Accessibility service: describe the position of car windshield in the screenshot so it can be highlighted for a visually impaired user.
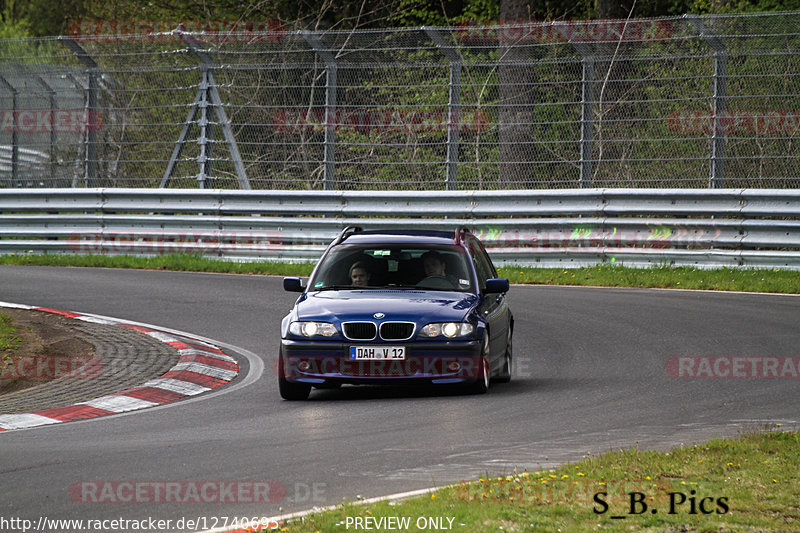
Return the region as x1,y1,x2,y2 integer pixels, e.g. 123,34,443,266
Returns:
308,244,474,292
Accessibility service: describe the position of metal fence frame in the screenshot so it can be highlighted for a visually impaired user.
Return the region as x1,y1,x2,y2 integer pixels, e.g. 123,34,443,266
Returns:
1,188,798,269
3,12,800,189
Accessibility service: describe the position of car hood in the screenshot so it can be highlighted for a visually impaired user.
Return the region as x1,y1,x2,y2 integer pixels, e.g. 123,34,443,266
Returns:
293,289,478,324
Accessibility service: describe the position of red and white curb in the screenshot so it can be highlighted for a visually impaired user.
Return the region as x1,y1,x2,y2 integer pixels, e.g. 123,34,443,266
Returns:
0,302,239,431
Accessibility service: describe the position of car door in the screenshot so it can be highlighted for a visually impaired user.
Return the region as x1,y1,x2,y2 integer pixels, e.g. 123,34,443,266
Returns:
467,237,510,369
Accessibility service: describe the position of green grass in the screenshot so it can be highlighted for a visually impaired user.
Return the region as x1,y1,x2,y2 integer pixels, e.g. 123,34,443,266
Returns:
278,429,800,533
0,312,22,352
0,312,22,372
1,253,799,294
0,252,314,277
495,265,800,294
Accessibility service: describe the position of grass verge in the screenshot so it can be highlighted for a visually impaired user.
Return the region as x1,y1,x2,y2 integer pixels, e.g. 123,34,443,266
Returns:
495,265,800,294
0,253,313,277
0,311,22,371
0,311,21,352
277,429,799,533
1,253,799,294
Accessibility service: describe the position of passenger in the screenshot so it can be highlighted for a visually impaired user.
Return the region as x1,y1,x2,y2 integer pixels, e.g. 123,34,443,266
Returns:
349,261,371,286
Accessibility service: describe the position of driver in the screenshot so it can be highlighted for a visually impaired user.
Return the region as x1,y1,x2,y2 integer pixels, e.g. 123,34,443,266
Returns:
422,251,446,277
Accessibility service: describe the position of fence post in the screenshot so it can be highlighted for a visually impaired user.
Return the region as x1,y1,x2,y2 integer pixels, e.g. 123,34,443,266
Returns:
301,31,337,190
424,27,462,191
160,30,251,189
579,56,595,188
0,75,18,185
569,41,595,188
161,83,201,188
33,74,58,185
686,15,727,189
59,37,99,188
198,66,212,188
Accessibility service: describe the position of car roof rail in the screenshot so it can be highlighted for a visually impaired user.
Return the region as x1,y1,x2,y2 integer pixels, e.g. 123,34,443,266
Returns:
333,225,363,245
454,226,471,243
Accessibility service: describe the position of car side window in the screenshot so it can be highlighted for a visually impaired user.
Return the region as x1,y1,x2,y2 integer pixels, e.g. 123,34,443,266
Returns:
477,239,498,278
468,239,494,291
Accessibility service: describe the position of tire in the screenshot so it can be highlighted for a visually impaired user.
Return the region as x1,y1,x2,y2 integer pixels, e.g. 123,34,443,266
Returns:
278,357,311,401
494,326,513,384
279,378,311,400
465,333,491,394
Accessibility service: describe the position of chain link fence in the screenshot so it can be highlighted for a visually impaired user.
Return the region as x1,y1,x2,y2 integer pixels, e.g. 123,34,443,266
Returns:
1,11,800,190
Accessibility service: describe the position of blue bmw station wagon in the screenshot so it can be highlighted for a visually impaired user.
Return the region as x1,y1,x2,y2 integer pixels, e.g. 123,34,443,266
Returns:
279,227,513,400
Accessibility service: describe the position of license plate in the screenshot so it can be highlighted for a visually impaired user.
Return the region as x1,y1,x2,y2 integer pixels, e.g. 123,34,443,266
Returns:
349,346,406,360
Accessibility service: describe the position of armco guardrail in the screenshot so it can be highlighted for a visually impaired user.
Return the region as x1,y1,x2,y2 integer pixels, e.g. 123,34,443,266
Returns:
1,188,799,269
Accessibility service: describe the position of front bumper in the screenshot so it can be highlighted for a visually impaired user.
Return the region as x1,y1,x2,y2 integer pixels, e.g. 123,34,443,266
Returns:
280,338,483,385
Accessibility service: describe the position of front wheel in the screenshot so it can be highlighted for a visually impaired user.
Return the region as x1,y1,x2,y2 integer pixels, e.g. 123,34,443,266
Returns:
279,378,311,400
278,357,311,400
465,334,490,395
494,326,512,384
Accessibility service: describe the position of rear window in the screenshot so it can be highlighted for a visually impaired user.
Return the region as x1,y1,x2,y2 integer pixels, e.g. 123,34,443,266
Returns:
308,244,474,292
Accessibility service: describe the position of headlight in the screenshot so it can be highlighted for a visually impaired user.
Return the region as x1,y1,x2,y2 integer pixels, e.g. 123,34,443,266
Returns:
419,322,474,338
289,321,337,337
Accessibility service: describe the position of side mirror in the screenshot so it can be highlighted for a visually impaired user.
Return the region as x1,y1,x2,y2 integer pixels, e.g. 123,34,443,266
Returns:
283,277,305,292
484,278,509,294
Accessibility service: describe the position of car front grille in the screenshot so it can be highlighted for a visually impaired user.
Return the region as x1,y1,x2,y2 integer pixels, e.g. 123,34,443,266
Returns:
379,322,415,340
343,322,377,340
343,321,416,341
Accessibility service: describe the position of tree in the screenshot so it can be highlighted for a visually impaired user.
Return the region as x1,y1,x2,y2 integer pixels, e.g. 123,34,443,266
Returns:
595,0,633,18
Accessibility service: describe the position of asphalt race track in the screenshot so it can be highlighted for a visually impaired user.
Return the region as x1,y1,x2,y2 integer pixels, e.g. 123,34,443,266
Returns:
1,265,799,531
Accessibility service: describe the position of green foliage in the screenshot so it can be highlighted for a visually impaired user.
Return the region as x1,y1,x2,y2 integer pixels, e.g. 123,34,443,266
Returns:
0,0,88,37
454,0,501,23
387,0,501,26
388,0,452,26
6,0,800,38
5,1,800,189
689,0,800,13
0,18,29,39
